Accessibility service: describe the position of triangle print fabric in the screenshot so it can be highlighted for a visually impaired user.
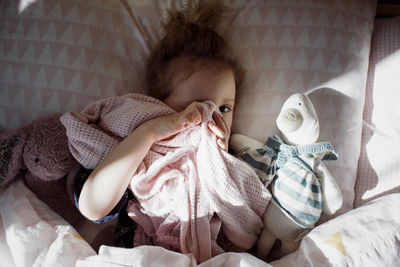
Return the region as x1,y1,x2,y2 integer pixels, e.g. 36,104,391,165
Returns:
0,0,377,216
0,0,149,129
226,0,376,215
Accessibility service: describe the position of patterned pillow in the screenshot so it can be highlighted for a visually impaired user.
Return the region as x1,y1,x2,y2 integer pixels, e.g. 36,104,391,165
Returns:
227,0,376,215
0,0,148,129
0,0,377,215
354,16,400,207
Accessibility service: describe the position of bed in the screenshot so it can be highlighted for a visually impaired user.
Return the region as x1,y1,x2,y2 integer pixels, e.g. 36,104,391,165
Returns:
1,0,400,266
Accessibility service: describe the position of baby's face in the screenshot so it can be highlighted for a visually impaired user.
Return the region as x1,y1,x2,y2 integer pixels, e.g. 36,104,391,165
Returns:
164,67,236,139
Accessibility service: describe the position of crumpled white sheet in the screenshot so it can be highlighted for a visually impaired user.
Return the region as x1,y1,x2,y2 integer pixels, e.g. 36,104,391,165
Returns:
75,245,271,267
2,179,400,267
0,179,96,267
76,194,400,267
271,193,400,267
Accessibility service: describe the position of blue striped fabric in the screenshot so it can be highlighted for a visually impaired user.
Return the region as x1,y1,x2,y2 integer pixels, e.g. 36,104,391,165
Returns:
237,135,338,228
237,145,278,185
270,160,323,227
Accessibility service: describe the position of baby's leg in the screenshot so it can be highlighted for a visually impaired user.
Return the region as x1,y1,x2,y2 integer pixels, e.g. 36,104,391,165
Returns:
256,228,276,261
272,239,301,260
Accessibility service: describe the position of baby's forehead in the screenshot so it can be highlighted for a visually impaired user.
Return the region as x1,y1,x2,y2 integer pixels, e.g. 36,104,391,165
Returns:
169,57,234,88
164,61,236,112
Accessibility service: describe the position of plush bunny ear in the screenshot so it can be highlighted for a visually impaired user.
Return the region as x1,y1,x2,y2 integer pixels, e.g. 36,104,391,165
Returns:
0,129,27,188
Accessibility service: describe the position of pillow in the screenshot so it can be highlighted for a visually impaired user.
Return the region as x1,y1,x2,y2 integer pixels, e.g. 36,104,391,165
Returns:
354,16,400,207
226,0,377,215
0,0,377,215
0,0,148,130
107,0,377,216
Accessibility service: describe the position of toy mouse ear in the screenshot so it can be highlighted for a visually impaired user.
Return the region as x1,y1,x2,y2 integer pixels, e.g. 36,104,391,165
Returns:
0,129,27,188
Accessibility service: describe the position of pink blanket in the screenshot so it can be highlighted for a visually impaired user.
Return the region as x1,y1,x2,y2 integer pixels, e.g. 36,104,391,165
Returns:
60,93,270,262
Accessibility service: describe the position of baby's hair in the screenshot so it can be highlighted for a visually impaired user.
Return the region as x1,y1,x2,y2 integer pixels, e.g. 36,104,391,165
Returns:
146,0,243,101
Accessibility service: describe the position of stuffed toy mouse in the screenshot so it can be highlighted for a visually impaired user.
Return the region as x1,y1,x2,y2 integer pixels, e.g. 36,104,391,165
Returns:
0,116,87,229
230,93,343,261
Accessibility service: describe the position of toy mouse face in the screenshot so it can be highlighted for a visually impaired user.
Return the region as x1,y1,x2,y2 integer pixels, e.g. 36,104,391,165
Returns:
276,93,319,145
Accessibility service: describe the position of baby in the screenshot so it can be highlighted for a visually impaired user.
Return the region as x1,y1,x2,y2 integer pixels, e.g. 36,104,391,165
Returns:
64,0,269,262
78,1,241,223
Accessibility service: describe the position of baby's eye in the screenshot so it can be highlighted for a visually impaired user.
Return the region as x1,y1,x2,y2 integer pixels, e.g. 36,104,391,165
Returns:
219,105,232,113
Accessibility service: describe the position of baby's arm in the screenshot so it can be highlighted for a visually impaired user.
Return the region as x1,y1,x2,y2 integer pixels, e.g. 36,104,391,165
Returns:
78,102,202,220
230,134,264,154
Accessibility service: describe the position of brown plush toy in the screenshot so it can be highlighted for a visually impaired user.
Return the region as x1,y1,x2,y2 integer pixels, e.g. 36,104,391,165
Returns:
0,116,87,229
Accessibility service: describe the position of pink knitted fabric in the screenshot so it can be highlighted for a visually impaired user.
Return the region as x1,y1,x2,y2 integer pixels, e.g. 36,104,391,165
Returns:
60,93,270,262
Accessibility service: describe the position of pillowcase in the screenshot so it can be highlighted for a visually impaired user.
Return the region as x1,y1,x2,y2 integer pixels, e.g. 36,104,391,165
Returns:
354,16,400,207
226,0,376,215
0,0,377,215
0,0,148,130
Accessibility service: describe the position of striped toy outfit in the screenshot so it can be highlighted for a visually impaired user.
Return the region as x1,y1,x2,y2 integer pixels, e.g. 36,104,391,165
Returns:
238,135,338,229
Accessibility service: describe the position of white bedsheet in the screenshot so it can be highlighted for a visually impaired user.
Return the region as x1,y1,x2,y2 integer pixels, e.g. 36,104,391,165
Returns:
76,194,400,267
75,245,271,267
0,179,96,267
272,193,400,266
1,179,400,267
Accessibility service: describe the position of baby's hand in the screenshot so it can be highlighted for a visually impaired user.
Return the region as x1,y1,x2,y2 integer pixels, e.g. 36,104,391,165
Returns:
143,102,203,142
208,112,229,151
